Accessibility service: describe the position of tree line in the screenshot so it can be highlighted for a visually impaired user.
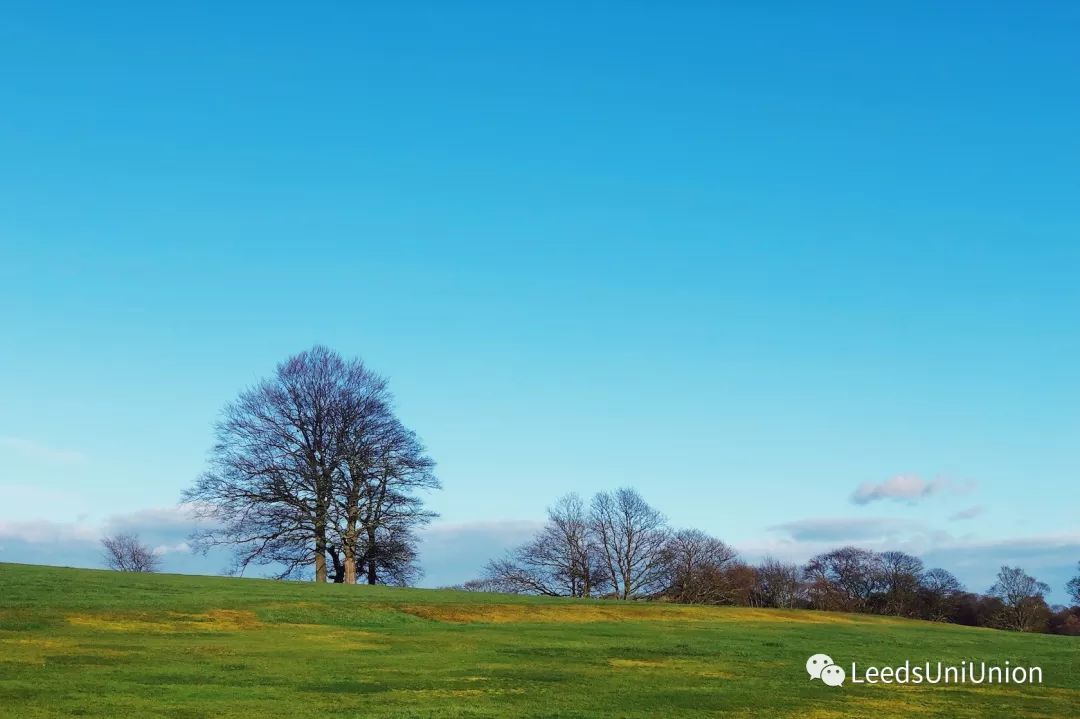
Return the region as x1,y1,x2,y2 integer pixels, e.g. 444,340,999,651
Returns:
472,487,1080,635
96,346,1079,636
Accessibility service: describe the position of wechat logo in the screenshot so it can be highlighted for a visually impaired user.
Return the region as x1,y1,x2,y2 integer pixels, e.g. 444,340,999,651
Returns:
806,653,846,687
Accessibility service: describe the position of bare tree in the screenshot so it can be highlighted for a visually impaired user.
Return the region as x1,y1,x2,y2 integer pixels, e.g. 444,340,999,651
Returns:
547,493,606,597
483,556,561,596
184,347,356,581
918,567,963,621
184,346,438,583
803,547,881,612
322,362,394,584
483,494,606,597
101,534,160,573
875,551,924,616
661,528,739,604
590,488,669,599
452,577,504,593
327,524,422,586
989,565,1051,631
754,557,804,608
1067,563,1080,607
361,524,424,586
344,418,438,585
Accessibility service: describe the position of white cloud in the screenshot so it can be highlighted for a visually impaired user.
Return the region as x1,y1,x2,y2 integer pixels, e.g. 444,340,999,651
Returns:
0,518,99,544
152,542,192,556
104,504,206,534
0,436,86,465
850,475,975,505
0,504,208,547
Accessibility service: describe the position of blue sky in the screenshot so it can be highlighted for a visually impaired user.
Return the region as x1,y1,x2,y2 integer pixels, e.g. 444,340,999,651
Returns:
1,2,1078,601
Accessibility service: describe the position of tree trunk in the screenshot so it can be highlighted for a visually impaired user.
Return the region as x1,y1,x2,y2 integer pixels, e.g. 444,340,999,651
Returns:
366,527,378,584
328,547,345,583
344,549,357,584
314,521,328,583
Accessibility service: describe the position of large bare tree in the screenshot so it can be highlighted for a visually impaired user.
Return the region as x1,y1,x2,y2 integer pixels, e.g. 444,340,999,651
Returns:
590,488,669,599
185,346,437,583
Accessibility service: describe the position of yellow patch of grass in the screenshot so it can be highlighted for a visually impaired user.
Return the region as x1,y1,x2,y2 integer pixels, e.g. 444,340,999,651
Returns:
398,603,654,623
395,602,890,626
1,637,71,650
609,658,667,668
67,609,262,633
0,636,131,665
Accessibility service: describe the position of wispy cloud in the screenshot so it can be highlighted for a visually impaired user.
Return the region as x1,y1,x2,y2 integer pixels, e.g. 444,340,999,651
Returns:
0,436,86,465
767,517,923,542
850,475,975,505
0,504,207,548
0,518,99,544
948,505,984,521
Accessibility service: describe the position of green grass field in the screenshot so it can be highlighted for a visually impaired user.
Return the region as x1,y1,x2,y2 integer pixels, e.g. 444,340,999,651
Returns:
1,563,1076,718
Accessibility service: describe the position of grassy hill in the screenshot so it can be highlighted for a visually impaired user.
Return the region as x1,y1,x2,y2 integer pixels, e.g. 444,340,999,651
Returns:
1,563,1076,718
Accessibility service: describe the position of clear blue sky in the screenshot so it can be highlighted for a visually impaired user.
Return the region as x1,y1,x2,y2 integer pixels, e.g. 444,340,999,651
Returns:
1,2,1077,600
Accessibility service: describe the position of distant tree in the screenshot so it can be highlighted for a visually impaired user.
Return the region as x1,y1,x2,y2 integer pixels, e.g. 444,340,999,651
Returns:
1047,606,1080,636
484,494,607,597
803,547,881,612
590,488,669,599
448,578,503,592
951,592,1006,627
661,529,739,604
989,566,1051,631
917,567,964,621
754,557,804,608
1066,563,1080,607
718,562,759,606
101,533,160,573
874,551,924,616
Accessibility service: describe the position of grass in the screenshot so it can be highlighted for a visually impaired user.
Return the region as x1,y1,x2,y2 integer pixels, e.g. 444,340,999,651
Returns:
1,563,1077,718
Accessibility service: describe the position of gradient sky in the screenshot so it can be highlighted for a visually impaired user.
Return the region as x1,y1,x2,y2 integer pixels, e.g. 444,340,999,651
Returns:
1,3,1078,601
